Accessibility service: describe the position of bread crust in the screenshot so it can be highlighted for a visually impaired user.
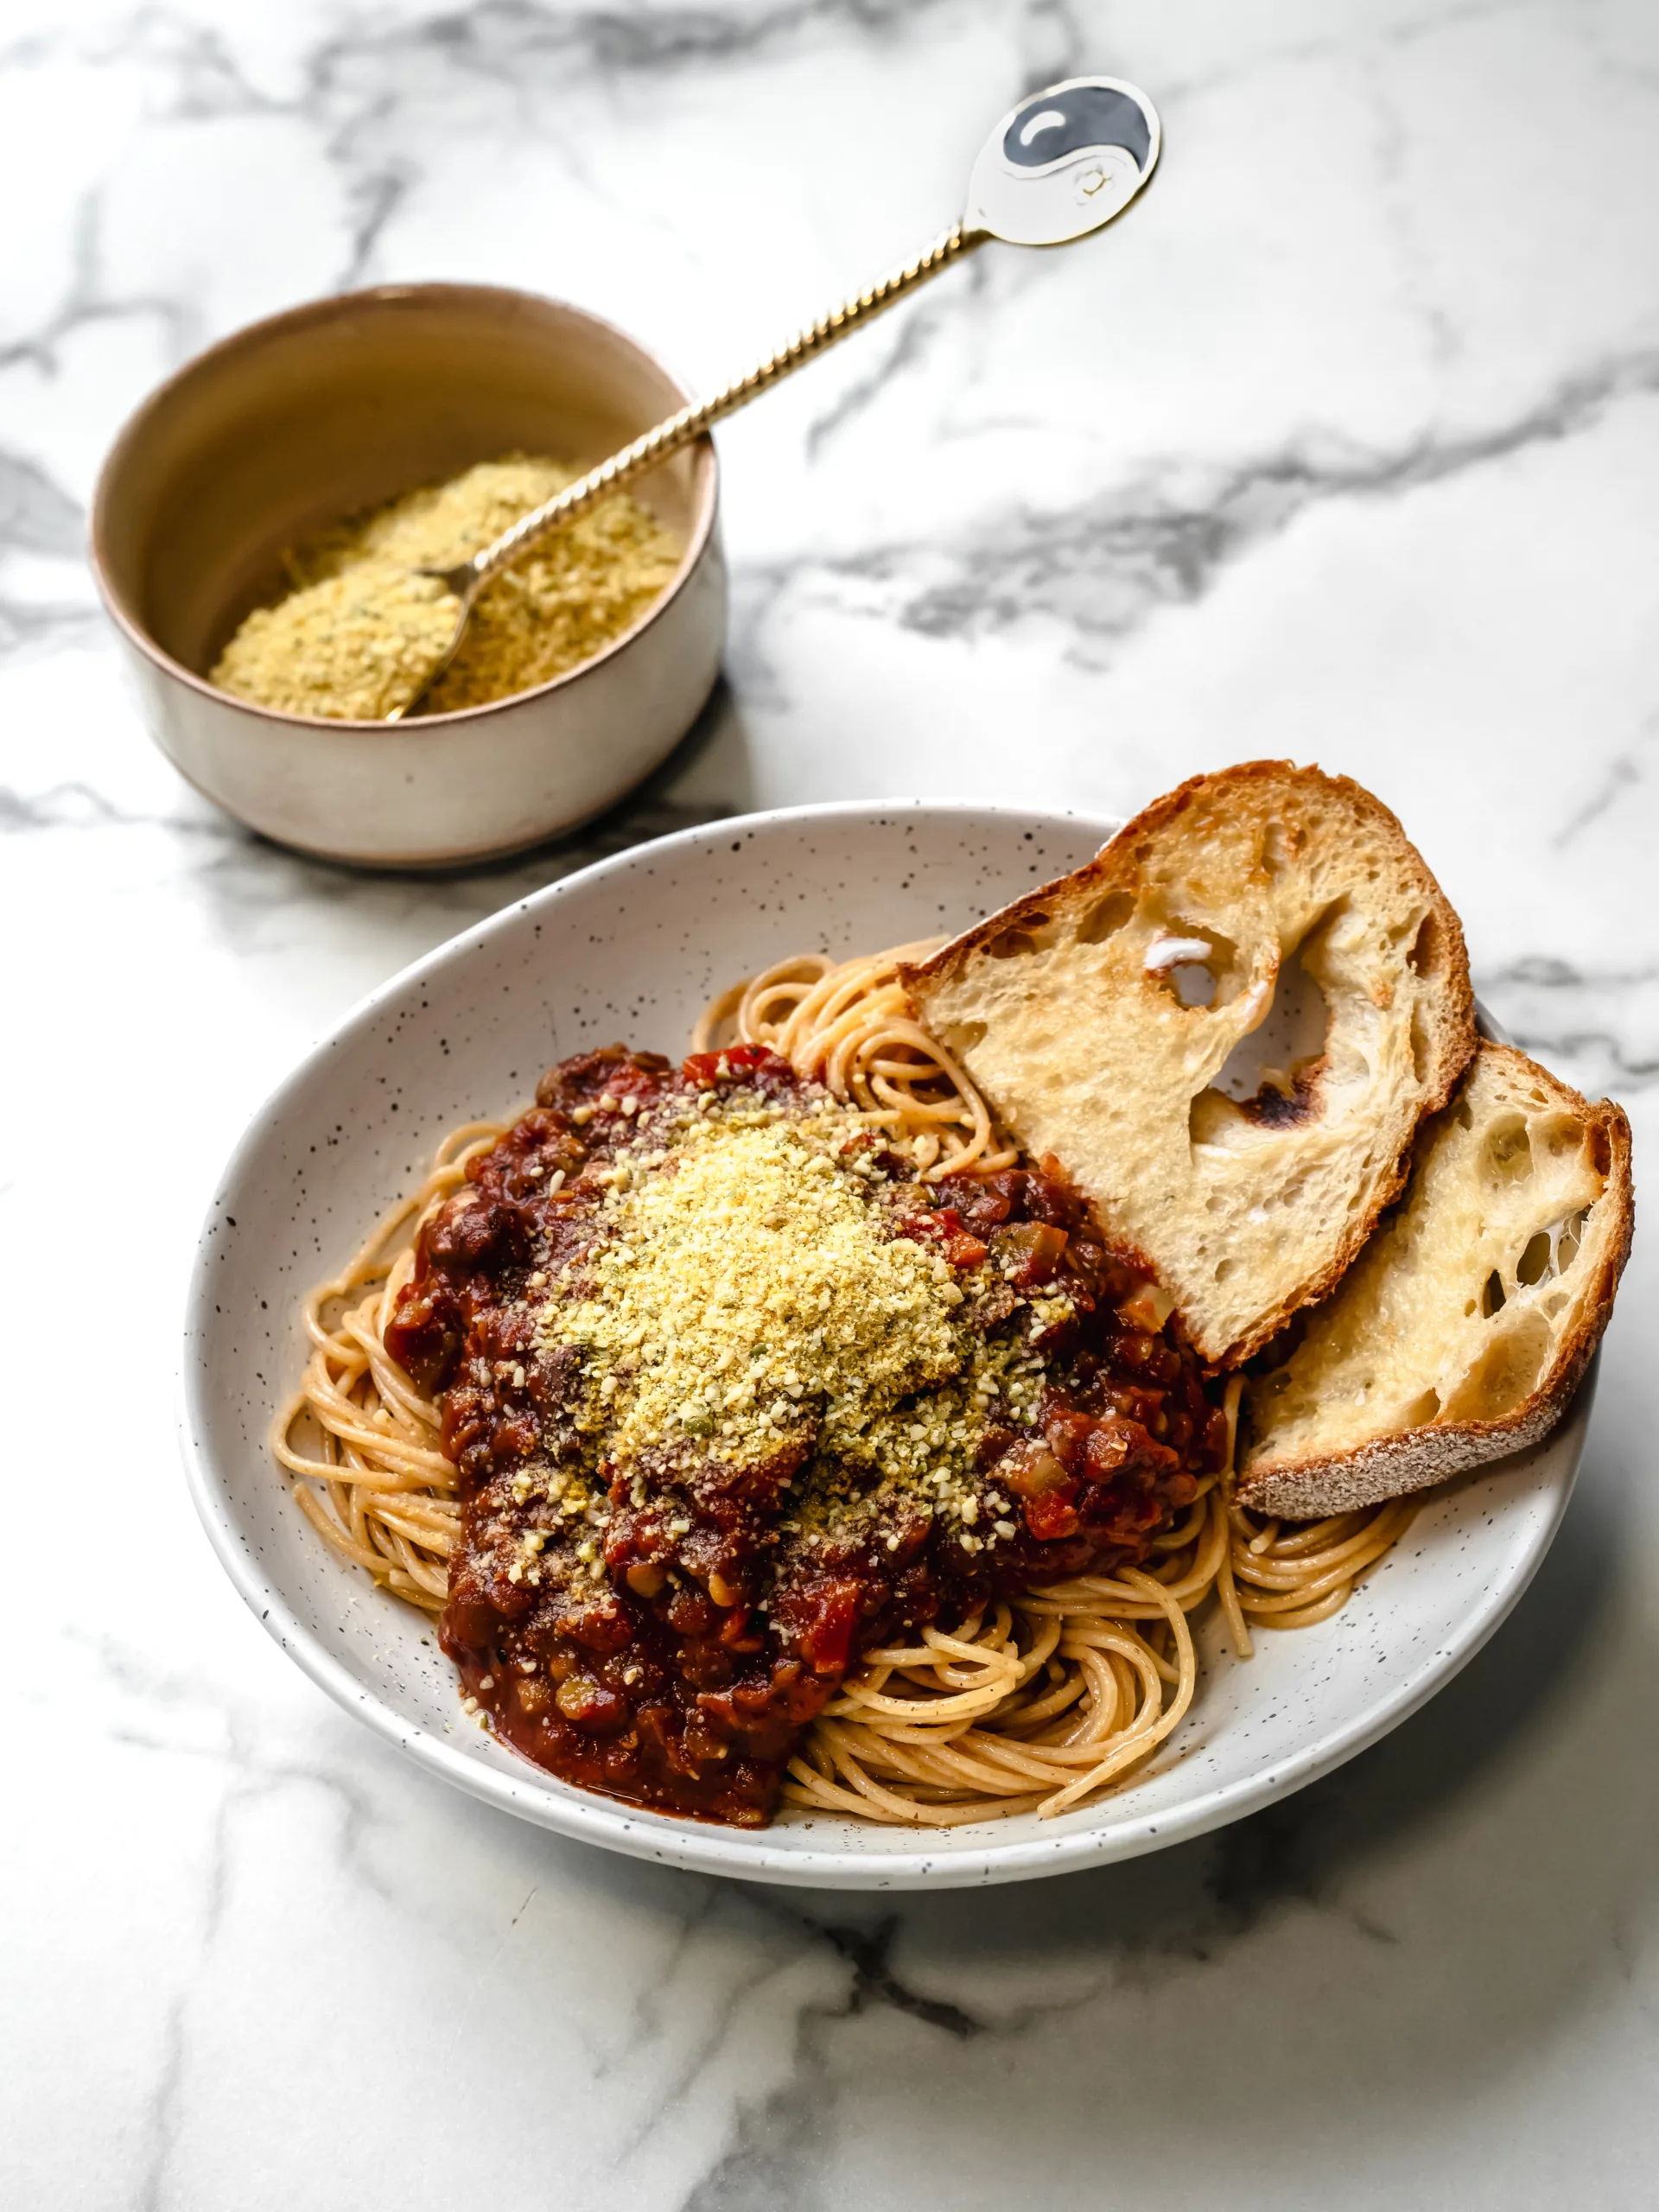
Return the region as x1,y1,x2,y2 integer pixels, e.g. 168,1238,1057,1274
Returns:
1237,1071,1633,1517
909,761,1469,1001
903,761,1478,1365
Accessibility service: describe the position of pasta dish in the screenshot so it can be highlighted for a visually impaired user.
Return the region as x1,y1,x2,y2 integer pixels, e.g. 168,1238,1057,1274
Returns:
275,943,1411,1827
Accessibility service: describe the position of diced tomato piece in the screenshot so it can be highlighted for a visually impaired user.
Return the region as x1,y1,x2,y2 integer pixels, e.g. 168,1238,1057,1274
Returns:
797,1579,863,1675
1024,1490,1081,1541
681,1042,785,1088
899,1206,953,1244
901,1207,989,1268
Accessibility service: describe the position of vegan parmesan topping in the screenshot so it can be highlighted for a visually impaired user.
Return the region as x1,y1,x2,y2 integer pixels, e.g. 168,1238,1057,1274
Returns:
209,454,682,720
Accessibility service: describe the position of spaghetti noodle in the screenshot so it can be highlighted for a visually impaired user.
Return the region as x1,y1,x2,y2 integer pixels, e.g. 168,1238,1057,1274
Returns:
277,939,1414,1824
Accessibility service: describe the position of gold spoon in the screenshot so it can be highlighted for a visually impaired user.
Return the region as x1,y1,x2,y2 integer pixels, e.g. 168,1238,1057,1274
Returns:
386,76,1162,720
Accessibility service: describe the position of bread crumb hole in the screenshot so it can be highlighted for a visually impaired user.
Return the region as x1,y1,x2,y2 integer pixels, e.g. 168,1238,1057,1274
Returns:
1480,1116,1533,1186
1076,891,1134,945
1210,930,1327,1109
1147,922,1245,1022
1403,1387,1441,1426
1407,913,1440,977
1481,1271,1506,1317
1516,1230,1554,1287
1557,1207,1588,1269
1444,1311,1551,1421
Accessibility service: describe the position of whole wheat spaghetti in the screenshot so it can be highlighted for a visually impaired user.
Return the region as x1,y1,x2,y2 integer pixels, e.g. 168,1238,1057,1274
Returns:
692,942,1017,1180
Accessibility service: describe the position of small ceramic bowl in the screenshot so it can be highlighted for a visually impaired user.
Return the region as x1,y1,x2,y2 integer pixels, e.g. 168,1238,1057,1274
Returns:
92,283,725,869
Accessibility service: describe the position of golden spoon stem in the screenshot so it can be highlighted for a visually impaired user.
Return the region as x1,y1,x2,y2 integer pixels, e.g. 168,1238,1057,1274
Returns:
389,220,983,718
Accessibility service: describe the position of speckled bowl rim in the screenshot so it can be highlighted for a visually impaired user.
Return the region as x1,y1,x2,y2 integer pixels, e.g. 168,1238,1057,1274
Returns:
90,280,720,734
178,800,1588,1889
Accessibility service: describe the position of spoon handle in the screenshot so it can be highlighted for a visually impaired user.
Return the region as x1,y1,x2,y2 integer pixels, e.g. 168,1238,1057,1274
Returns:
467,220,982,594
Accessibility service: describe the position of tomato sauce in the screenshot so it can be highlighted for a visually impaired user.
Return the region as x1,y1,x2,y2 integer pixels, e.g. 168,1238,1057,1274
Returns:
387,1046,1225,1826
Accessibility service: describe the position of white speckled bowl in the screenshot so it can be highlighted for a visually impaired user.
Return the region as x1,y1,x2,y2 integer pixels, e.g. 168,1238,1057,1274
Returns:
180,803,1588,1887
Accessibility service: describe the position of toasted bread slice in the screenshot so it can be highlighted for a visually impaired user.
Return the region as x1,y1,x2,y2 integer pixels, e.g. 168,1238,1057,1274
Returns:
904,763,1476,1365
1237,1043,1633,1516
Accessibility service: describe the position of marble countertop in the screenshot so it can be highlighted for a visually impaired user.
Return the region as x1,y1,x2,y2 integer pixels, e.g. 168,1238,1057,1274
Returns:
4,3,1657,2205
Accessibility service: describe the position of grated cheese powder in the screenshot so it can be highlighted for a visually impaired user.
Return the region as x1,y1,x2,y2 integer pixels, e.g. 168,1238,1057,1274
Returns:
543,1112,967,1473
209,454,683,721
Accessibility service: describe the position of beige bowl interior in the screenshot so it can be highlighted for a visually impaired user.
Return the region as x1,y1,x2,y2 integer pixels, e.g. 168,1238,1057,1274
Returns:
94,284,709,681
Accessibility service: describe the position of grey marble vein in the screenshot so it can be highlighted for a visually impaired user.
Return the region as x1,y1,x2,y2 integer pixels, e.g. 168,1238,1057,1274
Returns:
737,345,1659,676
1478,958,1659,1092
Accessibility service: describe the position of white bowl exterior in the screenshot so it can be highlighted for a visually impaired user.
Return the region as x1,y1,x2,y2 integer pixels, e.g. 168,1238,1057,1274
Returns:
181,803,1587,1887
119,523,727,868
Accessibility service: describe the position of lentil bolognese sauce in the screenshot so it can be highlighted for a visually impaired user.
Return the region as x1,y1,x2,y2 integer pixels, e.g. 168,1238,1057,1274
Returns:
277,939,1416,1828
384,1042,1221,1824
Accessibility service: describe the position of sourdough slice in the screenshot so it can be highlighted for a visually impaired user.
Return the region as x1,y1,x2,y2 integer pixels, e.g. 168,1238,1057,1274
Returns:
1237,1043,1633,1516
903,762,1476,1365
